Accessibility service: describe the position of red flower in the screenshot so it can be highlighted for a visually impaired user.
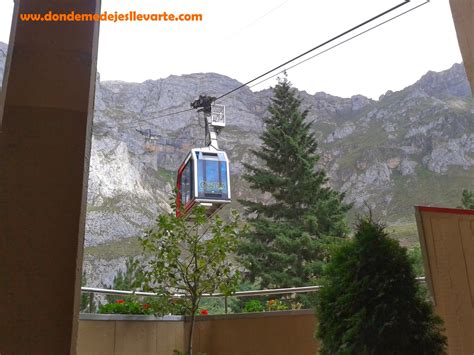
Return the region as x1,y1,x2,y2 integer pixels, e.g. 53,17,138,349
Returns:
200,309,209,315
143,303,151,310
116,299,125,304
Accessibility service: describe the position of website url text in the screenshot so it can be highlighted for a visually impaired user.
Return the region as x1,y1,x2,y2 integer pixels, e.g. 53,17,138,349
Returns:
19,11,203,23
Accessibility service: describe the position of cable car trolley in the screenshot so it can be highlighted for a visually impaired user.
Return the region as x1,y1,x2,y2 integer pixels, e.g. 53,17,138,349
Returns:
176,96,231,218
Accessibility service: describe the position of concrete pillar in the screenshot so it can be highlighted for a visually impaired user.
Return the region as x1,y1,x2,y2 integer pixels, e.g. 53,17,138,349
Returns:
450,0,474,94
415,206,474,355
0,0,100,354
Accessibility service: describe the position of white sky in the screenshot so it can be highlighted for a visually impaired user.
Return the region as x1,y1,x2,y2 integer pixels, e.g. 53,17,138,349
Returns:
0,0,463,99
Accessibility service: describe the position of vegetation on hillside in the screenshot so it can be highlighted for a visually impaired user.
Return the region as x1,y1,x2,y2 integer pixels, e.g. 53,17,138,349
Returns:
103,257,145,303
460,189,474,209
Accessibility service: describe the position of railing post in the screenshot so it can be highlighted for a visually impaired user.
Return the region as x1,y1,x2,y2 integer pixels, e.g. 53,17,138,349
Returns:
225,296,228,314
89,292,94,313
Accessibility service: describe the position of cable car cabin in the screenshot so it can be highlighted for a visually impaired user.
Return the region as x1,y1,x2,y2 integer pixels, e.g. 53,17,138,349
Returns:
176,147,231,218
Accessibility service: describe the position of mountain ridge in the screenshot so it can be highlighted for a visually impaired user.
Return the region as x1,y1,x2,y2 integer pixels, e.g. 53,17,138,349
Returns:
1,42,473,286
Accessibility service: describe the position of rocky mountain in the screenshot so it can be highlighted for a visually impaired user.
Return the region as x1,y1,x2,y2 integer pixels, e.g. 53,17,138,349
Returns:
0,42,7,88
1,42,473,286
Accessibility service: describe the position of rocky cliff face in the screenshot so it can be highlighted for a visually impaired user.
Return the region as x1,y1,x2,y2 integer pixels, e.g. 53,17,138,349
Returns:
88,63,474,247
0,42,7,88
1,42,473,286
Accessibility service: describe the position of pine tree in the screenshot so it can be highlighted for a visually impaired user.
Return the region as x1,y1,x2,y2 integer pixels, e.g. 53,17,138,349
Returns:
238,75,351,289
316,218,447,354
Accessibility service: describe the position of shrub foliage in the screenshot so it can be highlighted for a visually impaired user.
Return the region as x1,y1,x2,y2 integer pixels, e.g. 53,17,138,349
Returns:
140,204,241,355
460,189,474,209
315,218,447,355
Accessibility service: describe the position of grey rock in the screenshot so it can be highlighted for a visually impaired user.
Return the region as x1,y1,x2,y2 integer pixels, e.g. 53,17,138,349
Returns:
423,135,474,173
0,42,7,87
1,41,474,286
325,123,355,143
400,159,418,176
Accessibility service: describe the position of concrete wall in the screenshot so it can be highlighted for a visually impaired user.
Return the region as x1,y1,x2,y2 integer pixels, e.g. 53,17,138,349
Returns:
77,310,319,355
416,206,474,355
0,1,100,353
78,315,186,355
191,310,318,355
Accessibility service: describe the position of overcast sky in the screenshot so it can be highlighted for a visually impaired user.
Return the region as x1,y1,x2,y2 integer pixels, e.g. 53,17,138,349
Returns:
0,0,462,99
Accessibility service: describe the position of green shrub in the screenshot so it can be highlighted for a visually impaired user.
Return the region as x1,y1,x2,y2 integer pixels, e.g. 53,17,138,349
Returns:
266,299,289,311
98,299,154,315
460,189,474,209
315,217,447,355
243,300,264,313
198,298,226,315
407,245,425,277
103,257,146,304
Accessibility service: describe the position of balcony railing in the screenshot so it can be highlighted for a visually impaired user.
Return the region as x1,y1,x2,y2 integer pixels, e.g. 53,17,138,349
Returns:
81,277,426,314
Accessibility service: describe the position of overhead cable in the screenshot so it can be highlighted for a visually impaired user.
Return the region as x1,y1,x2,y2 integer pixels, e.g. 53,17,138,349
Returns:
130,0,428,125
130,108,194,128
248,0,430,90
213,0,411,102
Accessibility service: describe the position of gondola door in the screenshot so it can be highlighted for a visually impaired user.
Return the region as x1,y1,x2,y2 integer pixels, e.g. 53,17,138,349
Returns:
176,153,195,217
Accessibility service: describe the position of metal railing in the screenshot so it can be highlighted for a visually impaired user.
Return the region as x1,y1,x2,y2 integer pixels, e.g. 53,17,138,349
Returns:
81,277,426,314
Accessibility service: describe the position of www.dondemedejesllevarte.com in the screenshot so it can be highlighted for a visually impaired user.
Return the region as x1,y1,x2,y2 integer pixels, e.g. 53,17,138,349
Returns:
19,11,203,22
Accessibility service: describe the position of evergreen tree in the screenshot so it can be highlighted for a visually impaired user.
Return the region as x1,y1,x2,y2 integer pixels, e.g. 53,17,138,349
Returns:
316,218,447,355
238,75,351,289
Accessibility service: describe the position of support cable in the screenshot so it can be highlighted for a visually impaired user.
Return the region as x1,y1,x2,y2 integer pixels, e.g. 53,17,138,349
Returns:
129,0,429,126
248,0,430,90
213,0,411,102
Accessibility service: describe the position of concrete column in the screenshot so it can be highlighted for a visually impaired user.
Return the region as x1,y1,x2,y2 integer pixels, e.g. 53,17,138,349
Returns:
0,0,100,354
416,206,474,355
450,0,474,94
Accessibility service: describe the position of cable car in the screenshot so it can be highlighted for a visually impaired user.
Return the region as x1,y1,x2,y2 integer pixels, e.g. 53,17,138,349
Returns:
176,147,231,218
176,96,231,218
